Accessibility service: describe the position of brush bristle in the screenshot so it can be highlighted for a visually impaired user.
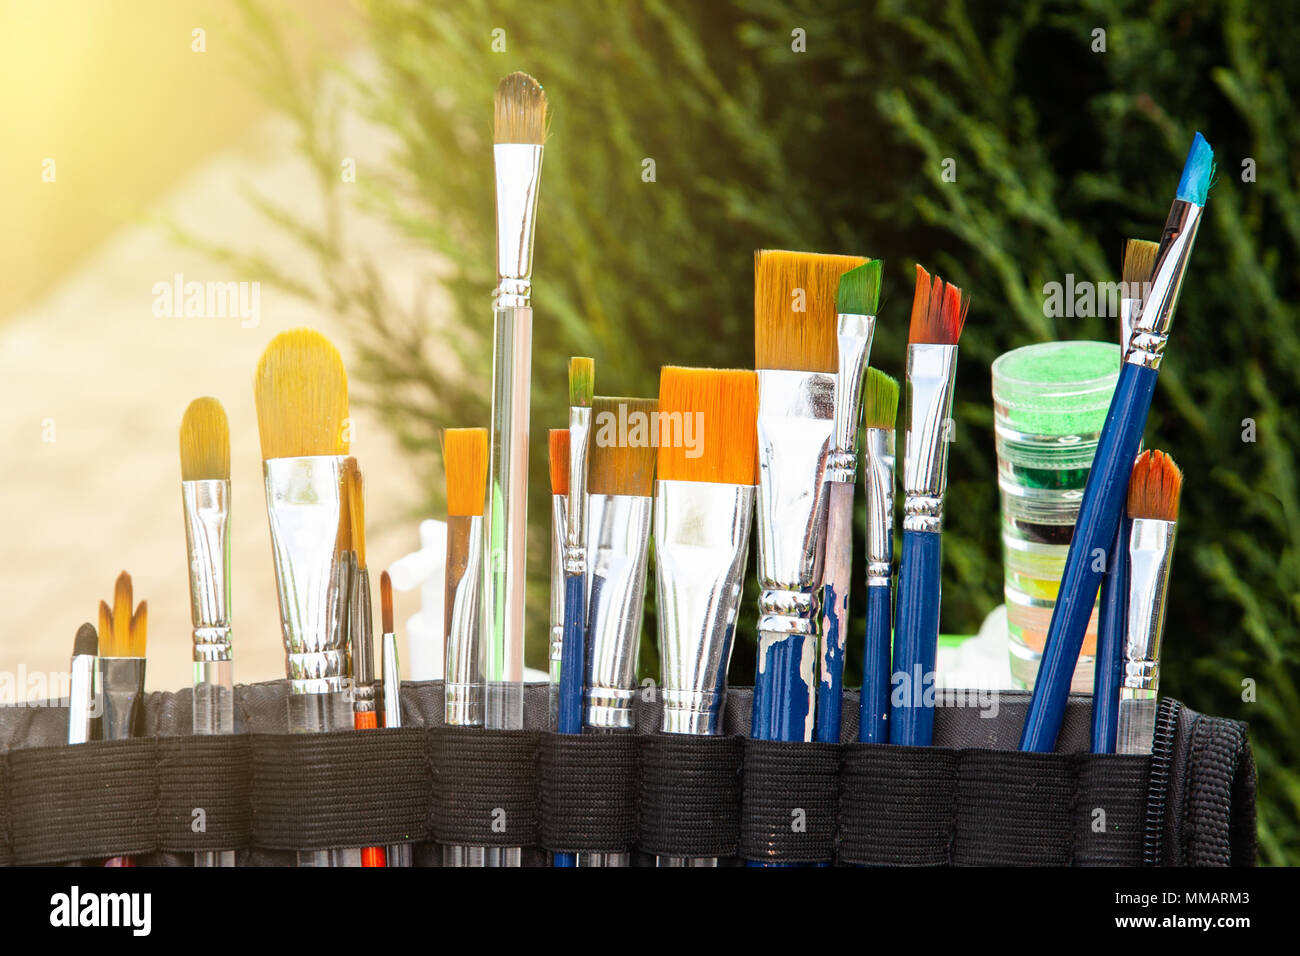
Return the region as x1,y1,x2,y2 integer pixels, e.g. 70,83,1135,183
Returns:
494,71,548,145
98,602,113,658
179,397,230,481
755,250,869,372
549,429,570,496
1128,450,1183,522
444,428,488,517
568,357,595,408
336,458,354,555
1122,239,1159,289
254,328,350,460
589,397,658,497
111,571,133,658
1175,131,1214,206
130,601,148,658
837,259,883,317
907,264,968,346
863,368,900,431
348,460,367,569
657,367,758,485
380,570,393,634
73,622,98,658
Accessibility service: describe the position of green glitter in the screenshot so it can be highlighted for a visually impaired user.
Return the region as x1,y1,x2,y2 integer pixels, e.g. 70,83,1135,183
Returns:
992,341,1120,437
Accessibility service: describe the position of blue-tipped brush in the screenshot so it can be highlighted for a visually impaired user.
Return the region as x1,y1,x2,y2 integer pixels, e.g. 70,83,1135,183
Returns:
1023,133,1213,753
857,370,898,744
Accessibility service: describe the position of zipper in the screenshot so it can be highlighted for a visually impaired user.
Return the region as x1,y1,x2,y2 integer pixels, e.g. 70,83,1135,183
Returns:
1143,696,1180,866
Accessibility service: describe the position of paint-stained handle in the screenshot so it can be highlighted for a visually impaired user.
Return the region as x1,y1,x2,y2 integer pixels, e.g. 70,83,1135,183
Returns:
1091,516,1130,754
889,529,942,746
1022,363,1157,752
858,583,893,744
752,632,816,742
815,483,854,743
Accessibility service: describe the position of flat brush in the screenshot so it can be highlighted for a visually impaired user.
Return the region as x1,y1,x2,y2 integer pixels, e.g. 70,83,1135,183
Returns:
379,571,412,866
100,573,146,867
482,72,548,745
1092,239,1158,754
858,369,899,744
442,427,488,868
179,396,236,867
890,266,969,747
1116,450,1182,755
1022,133,1213,752
817,259,883,743
547,428,569,729
655,366,758,866
67,624,98,746
554,357,594,869
254,328,355,867
752,250,867,751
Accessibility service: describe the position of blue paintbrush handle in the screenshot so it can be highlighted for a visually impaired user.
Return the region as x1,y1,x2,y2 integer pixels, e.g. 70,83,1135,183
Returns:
889,529,942,746
553,570,587,868
1091,516,1130,754
858,583,892,744
751,632,815,741
1022,362,1157,752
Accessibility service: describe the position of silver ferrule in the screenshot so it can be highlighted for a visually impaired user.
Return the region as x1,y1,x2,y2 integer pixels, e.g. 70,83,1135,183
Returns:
97,657,146,742
447,514,485,726
755,368,835,637
655,480,755,736
68,654,99,745
825,312,876,483
1120,295,1140,357
584,493,653,730
263,456,348,695
549,494,567,684
1123,517,1177,694
565,405,592,572
1126,200,1203,370
493,143,544,305
862,426,896,584
351,566,375,688
182,479,233,664
902,343,958,532
381,631,402,729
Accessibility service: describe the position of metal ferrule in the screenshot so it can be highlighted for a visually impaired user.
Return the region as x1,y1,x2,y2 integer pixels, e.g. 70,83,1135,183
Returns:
565,405,592,572
350,566,375,712
446,514,485,726
549,494,567,683
381,630,402,729
263,456,348,694
584,493,653,730
825,312,876,484
182,479,232,664
97,657,146,741
1126,200,1203,370
862,426,896,585
1120,296,1140,358
902,343,958,533
68,654,99,745
493,143,543,306
755,368,835,636
655,480,755,735
1123,517,1177,695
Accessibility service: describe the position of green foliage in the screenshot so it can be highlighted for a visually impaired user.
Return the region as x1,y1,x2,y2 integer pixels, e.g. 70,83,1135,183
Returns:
196,0,1298,863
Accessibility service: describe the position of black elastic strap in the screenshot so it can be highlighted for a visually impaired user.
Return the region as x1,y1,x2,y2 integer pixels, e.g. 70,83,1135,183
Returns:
637,733,742,859
428,726,538,848
739,739,840,864
157,735,252,853
537,732,639,853
839,744,957,865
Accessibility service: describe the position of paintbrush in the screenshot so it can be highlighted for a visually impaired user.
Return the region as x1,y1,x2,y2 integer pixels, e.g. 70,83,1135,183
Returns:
548,428,570,729
1092,239,1158,754
817,259,883,743
890,266,969,747
255,328,356,867
442,427,488,868
482,72,548,742
655,366,758,866
1116,450,1182,755
67,624,98,746
579,396,656,867
858,369,899,744
179,396,236,866
1022,133,1213,752
100,573,147,867
554,357,594,869
378,570,413,867
752,249,867,747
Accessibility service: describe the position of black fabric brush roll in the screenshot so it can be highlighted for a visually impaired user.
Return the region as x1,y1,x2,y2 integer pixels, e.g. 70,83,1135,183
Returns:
0,682,1255,866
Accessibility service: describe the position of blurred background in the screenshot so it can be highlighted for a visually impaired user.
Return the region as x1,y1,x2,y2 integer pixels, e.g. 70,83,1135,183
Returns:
1,0,1295,863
